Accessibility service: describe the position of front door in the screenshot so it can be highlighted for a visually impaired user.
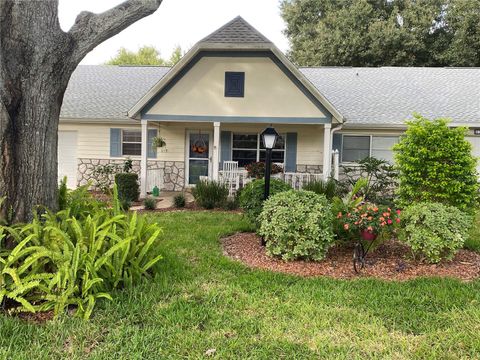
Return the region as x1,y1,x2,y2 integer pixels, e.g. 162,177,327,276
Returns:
187,131,211,185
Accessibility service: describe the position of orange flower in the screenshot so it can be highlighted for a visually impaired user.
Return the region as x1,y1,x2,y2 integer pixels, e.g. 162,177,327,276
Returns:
367,226,373,232
367,216,373,221
344,224,350,230
373,207,379,212
337,212,343,219
379,217,385,222
396,218,401,224
347,213,351,218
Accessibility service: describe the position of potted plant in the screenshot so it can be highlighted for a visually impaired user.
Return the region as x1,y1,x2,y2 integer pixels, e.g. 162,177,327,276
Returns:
152,136,166,149
338,203,401,241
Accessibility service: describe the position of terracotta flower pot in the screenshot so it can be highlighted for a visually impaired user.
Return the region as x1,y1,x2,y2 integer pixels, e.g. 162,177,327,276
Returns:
360,230,377,241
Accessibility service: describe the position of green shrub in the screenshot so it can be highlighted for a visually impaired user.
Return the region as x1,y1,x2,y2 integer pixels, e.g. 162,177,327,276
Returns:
239,178,291,228
192,180,228,209
173,193,186,208
115,173,139,202
0,185,163,319
400,202,472,263
144,198,156,210
259,190,335,261
303,178,339,200
394,115,479,211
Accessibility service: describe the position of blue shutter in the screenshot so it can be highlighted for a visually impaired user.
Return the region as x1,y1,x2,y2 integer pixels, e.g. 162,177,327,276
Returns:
148,129,157,158
110,128,121,157
285,133,297,172
332,133,343,162
220,131,232,170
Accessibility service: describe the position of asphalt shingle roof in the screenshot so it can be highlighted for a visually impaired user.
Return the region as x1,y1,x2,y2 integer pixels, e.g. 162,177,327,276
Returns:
61,65,170,120
199,16,272,44
300,67,480,125
62,65,480,125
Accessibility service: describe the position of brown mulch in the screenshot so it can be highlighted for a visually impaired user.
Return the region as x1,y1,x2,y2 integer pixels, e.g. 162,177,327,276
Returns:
222,232,480,281
16,310,55,323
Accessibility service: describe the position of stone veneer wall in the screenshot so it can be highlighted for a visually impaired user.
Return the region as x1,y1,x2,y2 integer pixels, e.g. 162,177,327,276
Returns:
77,159,185,191
296,164,323,174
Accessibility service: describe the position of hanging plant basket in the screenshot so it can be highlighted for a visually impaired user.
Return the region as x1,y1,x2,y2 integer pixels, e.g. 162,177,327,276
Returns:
152,136,166,148
191,132,208,154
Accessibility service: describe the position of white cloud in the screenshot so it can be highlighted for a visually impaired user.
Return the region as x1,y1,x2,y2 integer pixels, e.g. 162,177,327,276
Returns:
58,0,289,65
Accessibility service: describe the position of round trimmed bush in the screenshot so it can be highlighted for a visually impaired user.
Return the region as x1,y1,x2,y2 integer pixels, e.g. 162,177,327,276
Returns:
259,190,335,261
239,178,291,227
400,202,472,263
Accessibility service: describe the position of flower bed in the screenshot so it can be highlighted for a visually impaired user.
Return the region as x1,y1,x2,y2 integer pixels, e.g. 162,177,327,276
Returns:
222,232,480,281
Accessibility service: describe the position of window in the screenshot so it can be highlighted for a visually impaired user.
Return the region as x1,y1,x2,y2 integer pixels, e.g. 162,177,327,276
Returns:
341,135,399,163
232,133,285,167
225,72,245,97
122,130,142,156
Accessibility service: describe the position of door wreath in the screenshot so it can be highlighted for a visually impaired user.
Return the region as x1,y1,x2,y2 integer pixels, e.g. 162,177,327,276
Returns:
191,131,208,154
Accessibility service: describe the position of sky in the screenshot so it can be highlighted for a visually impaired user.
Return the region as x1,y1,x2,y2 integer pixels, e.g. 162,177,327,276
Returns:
58,0,289,65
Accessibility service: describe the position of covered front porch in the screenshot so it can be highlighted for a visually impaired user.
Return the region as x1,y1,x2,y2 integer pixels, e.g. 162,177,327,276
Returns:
139,119,339,197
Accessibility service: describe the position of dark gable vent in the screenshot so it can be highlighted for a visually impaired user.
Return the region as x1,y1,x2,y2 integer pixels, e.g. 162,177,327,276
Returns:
225,72,245,98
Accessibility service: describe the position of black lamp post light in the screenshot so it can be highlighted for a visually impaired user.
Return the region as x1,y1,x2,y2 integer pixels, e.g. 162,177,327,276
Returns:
260,126,279,201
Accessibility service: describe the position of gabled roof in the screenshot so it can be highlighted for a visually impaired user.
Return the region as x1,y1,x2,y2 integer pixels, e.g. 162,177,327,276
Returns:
127,17,343,122
300,67,480,125
199,16,272,45
61,65,169,121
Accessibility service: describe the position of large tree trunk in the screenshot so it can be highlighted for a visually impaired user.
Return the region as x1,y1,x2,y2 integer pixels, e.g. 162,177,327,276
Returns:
0,0,161,222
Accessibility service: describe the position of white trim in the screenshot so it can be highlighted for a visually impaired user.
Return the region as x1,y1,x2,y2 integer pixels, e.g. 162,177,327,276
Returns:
323,123,332,180
140,120,148,198
212,122,220,181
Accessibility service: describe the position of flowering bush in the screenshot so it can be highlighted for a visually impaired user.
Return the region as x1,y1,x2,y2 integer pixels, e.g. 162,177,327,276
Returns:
337,203,401,237
245,162,284,179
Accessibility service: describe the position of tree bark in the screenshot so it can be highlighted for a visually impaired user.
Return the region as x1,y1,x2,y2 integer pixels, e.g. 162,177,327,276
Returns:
0,0,162,222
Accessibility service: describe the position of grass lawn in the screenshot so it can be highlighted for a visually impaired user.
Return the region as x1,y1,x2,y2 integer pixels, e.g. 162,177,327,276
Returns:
1,211,480,359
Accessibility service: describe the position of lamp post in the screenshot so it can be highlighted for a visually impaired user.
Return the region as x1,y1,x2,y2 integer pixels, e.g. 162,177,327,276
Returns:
261,126,279,201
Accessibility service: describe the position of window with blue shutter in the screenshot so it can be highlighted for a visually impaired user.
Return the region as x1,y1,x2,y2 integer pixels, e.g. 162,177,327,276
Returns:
225,72,245,97
285,133,297,172
220,131,232,169
110,128,122,157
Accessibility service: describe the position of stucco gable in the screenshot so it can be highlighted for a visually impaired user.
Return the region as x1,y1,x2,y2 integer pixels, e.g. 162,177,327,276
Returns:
142,52,331,121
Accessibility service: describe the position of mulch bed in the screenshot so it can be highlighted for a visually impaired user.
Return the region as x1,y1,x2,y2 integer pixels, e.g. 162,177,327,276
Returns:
222,232,480,281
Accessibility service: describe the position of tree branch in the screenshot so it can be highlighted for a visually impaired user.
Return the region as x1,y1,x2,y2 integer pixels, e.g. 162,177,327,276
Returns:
68,0,162,63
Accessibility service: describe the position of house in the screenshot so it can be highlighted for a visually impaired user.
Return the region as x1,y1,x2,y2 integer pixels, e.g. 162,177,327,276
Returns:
58,16,480,196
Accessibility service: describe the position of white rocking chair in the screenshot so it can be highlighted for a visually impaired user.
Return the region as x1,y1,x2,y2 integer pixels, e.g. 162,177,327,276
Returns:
222,161,239,197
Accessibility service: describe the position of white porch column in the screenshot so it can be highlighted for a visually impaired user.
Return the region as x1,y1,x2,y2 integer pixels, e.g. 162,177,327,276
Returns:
323,123,332,180
212,122,220,181
140,119,148,198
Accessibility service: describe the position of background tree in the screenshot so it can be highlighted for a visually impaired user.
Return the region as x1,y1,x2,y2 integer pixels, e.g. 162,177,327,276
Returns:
106,45,184,66
281,0,480,67
0,0,162,222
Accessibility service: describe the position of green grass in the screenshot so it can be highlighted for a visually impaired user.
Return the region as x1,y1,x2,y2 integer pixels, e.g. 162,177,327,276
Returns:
465,212,480,252
1,211,480,359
